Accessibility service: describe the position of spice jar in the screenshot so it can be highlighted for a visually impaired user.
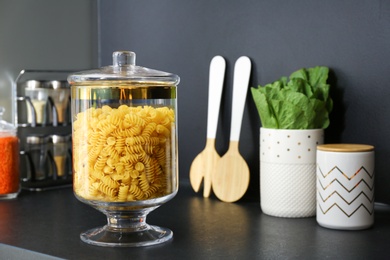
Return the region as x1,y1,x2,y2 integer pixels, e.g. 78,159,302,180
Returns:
25,135,49,181
50,134,70,178
24,80,49,125
45,80,70,125
68,51,180,247
0,107,20,199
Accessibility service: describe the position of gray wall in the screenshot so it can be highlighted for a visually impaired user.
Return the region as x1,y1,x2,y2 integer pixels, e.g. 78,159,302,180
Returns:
98,0,390,203
0,0,97,123
1,0,388,203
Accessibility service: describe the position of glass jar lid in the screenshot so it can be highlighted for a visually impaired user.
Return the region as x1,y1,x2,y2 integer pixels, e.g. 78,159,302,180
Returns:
0,107,16,137
67,51,180,85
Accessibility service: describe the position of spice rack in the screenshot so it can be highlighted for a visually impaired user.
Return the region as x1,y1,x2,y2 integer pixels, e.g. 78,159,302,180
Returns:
14,70,73,191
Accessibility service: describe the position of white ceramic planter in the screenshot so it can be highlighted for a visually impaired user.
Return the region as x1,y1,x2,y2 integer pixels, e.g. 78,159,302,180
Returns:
260,127,324,218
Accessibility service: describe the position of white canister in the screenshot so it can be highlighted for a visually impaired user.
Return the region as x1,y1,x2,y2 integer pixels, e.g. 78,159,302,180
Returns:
260,127,324,218
316,144,375,230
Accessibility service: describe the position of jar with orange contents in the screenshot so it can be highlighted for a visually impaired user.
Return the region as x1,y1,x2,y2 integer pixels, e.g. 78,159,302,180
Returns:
0,107,20,199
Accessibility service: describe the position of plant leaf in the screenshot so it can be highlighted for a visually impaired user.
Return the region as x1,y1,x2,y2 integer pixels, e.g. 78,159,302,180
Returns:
251,66,332,129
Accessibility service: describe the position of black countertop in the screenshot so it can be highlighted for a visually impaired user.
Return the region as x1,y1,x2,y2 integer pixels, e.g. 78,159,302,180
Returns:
1,181,390,259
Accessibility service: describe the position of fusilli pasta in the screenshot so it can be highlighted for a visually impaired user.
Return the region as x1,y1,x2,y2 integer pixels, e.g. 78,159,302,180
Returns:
73,105,176,202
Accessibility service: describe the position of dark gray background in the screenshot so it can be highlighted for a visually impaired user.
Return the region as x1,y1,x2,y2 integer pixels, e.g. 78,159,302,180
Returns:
98,0,390,203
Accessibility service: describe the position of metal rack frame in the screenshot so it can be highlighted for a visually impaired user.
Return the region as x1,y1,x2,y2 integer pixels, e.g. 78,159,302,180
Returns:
14,70,73,191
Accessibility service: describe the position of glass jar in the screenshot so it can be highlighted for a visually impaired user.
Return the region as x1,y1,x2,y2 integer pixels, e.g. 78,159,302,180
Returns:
45,80,70,125
0,107,20,199
24,80,49,125
50,134,70,178
25,135,49,181
68,51,180,247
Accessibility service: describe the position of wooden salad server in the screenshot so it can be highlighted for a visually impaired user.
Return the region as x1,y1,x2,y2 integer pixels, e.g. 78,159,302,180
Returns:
213,56,251,202
189,56,226,197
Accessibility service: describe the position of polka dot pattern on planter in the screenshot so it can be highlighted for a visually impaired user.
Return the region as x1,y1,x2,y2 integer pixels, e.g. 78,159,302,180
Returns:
260,128,324,165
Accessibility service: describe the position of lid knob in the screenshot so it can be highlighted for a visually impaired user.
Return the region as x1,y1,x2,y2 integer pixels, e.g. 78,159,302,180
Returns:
113,51,136,67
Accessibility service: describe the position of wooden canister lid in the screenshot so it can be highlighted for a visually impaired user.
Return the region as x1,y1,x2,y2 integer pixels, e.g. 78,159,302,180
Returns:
317,144,374,152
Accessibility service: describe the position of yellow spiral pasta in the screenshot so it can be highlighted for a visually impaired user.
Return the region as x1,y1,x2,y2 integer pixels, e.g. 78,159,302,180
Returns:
94,154,109,171
121,171,131,186
125,144,144,154
144,184,161,198
120,153,139,165
156,124,170,138
139,173,150,192
98,182,117,198
73,105,176,202
142,122,157,137
129,183,145,200
118,185,130,202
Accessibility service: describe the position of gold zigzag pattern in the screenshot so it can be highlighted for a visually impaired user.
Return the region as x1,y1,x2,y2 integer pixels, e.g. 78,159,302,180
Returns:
317,165,374,217
318,178,374,192
318,165,374,180
318,203,374,216
318,190,374,204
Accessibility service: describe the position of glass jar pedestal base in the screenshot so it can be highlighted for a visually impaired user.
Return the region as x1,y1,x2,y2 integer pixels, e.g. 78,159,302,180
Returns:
80,209,173,247
76,193,176,247
80,219,173,247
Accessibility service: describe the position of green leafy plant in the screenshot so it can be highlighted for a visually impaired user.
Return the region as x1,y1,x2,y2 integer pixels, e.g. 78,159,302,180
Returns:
251,66,333,129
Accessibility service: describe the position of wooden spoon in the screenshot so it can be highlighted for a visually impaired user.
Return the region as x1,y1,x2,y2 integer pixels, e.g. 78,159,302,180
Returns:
213,56,251,202
189,56,226,197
